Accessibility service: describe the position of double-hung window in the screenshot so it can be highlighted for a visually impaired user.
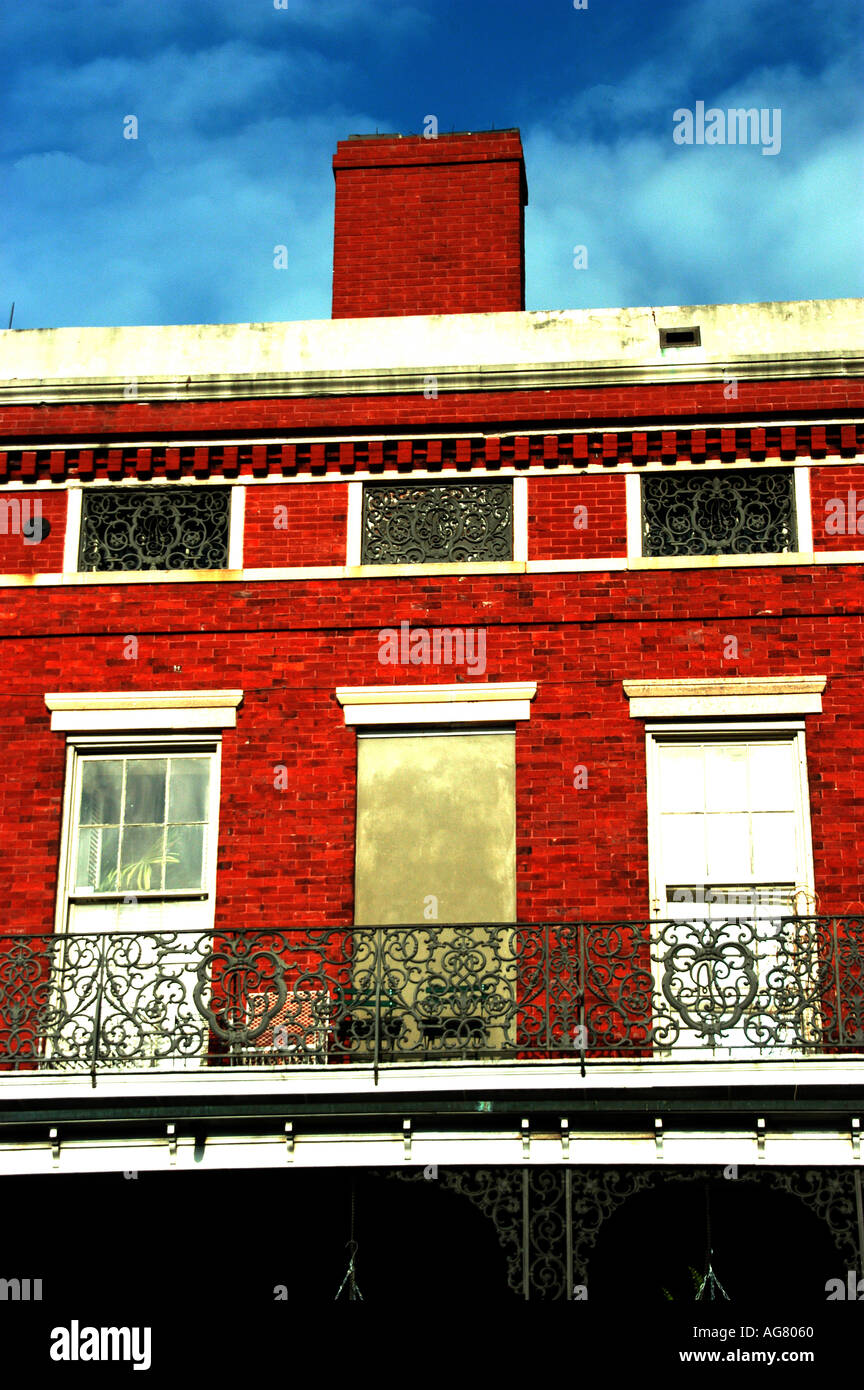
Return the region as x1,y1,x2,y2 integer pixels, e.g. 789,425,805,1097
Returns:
646,726,817,1056
53,738,221,1067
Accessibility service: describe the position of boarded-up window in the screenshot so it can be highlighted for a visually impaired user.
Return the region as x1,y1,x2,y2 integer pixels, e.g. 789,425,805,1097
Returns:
352,729,516,1056
354,729,515,925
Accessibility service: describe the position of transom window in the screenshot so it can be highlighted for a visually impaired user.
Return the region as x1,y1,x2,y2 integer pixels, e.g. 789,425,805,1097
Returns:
641,469,796,557
78,487,231,571
361,481,513,564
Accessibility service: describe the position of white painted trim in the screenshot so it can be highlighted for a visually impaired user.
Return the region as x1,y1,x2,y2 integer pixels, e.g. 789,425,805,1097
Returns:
3,300,859,395
6,547,864,589
45,690,243,732
794,465,814,553
3,1057,863,1100
513,475,528,562
625,472,641,557
624,677,825,718
634,696,825,716
62,487,82,571
227,484,245,569
346,480,363,565
0,1126,860,1176
343,700,531,725
336,682,536,705
624,678,826,696
336,682,537,726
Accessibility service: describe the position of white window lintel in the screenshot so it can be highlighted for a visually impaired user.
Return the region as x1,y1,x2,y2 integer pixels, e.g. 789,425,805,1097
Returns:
336,682,537,726
45,690,244,732
623,676,825,718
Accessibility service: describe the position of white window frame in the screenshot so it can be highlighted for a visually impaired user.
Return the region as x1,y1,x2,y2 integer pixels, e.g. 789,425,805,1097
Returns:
45,689,241,939
644,720,817,919
63,482,245,573
346,476,527,567
53,733,224,939
624,464,813,563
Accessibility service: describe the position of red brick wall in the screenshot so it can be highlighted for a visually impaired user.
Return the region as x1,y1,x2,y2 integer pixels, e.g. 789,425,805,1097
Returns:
331,131,526,317
810,465,864,551
529,475,627,559
4,376,859,441
243,484,348,568
0,491,65,573
4,566,864,944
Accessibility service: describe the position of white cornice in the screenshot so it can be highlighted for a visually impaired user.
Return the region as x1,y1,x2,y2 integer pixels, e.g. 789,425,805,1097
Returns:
2,353,861,404
2,299,861,402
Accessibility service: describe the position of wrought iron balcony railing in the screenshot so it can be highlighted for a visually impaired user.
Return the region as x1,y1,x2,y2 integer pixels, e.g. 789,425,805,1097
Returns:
0,917,862,1074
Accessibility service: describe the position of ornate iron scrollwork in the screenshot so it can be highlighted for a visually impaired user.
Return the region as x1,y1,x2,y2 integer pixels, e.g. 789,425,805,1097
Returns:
642,469,796,556
2,917,862,1070
361,482,513,563
78,487,231,571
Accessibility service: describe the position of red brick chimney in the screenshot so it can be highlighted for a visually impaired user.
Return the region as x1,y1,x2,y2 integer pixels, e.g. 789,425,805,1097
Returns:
331,129,527,319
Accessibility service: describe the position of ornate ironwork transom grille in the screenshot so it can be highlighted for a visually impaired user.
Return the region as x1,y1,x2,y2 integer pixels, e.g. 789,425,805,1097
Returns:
78,488,231,571
641,469,796,556
361,482,513,564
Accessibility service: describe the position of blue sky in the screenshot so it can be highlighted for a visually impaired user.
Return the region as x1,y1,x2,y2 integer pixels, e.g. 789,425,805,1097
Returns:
2,0,862,329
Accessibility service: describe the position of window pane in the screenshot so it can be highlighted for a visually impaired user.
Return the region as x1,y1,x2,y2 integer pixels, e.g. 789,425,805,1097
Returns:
642,469,796,556
75,825,119,891
118,825,167,891
361,482,513,563
704,744,748,811
79,761,122,826
168,758,209,823
751,812,798,879
658,745,704,812
660,813,706,881
124,760,167,825
165,824,205,890
749,744,797,810
705,813,751,879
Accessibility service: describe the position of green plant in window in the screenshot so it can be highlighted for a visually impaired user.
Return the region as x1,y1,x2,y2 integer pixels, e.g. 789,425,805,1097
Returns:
106,830,180,892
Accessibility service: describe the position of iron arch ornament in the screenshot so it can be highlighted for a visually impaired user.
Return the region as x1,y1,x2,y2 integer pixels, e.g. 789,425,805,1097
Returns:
384,1165,861,1300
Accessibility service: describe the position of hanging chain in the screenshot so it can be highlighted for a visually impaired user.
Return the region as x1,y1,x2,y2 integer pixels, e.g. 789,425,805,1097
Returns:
334,1183,364,1301
695,1183,729,1301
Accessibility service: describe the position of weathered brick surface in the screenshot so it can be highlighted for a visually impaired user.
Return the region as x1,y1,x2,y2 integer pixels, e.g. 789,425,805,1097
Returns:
243,484,348,567
0,491,65,572
529,475,627,559
810,465,864,551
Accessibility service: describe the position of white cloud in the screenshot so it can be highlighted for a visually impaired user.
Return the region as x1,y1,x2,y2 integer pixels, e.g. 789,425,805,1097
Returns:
523,36,864,310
